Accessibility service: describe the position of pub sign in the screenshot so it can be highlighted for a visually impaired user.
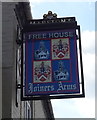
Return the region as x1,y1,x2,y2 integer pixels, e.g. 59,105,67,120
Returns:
21,16,85,100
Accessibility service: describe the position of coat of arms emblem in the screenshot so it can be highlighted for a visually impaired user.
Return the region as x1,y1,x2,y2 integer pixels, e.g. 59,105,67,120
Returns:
35,41,49,60
54,61,69,81
33,61,52,83
52,38,70,59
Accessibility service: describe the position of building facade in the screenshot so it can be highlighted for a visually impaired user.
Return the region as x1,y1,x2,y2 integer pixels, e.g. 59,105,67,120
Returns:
1,2,54,119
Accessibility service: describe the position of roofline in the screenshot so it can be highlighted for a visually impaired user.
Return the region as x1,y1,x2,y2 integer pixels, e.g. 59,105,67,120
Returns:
22,2,32,20
14,2,32,28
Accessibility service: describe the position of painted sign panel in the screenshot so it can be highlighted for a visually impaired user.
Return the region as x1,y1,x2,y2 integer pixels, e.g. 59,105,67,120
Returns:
25,29,80,96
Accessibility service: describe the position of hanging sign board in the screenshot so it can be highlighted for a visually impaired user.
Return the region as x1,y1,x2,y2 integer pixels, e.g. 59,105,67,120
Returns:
22,17,85,100
25,29,80,96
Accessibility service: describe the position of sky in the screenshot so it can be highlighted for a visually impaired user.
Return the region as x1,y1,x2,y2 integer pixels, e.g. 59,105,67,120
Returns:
29,0,95,118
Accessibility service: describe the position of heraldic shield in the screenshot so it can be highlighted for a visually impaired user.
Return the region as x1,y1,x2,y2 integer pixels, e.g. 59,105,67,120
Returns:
33,61,52,83
52,38,70,59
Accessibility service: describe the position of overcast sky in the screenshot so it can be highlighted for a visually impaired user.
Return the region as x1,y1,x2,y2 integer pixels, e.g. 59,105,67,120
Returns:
29,0,95,118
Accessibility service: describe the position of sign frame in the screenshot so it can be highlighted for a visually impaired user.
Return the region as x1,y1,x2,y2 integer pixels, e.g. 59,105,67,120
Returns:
21,17,85,100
